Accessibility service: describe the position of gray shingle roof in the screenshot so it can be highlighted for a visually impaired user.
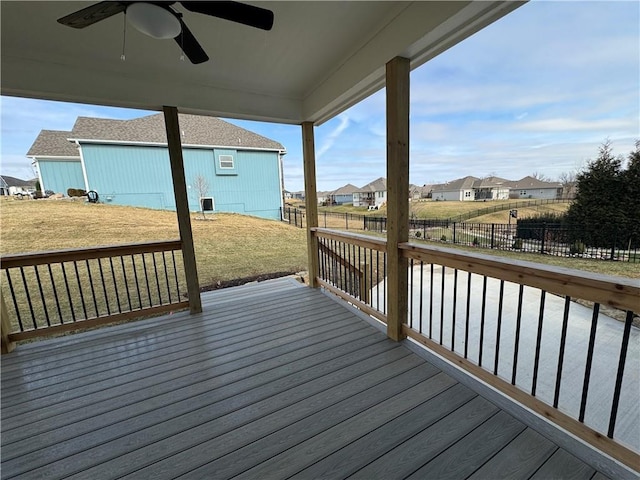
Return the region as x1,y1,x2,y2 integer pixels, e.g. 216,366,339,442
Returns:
356,177,386,193
472,176,510,188
26,130,80,157
331,183,359,195
505,176,562,189
0,175,37,187
432,176,478,192
70,113,284,150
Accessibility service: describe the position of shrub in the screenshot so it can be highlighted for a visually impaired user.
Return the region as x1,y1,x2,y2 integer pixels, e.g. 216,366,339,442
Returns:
512,238,523,250
472,237,479,246
570,240,586,255
67,188,87,197
414,230,421,238
440,235,447,242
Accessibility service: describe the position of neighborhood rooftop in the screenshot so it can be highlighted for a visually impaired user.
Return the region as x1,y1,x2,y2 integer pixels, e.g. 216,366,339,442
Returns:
26,130,80,157
27,114,284,158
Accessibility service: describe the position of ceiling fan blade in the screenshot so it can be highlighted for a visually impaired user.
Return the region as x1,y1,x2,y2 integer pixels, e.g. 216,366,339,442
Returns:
180,1,274,31
57,1,129,29
174,18,209,64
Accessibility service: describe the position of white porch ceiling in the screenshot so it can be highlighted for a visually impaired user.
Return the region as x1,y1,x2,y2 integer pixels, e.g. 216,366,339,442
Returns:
1,1,524,125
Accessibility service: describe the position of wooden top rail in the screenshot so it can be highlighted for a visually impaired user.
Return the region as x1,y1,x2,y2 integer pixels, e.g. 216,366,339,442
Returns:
400,242,640,313
312,228,387,252
0,240,183,269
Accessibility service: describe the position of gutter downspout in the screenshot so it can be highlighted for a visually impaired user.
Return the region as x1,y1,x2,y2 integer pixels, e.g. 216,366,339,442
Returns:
278,148,287,220
76,141,90,193
30,158,46,193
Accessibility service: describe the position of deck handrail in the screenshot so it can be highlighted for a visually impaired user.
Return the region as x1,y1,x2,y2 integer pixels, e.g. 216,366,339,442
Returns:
311,227,639,471
400,242,640,313
0,240,183,268
1,240,188,347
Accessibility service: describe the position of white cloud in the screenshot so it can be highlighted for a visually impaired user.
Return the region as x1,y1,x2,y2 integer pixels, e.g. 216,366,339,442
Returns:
316,114,350,160
1,1,638,192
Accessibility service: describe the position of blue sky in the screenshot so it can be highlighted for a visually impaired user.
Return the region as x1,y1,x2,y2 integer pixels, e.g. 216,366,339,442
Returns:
1,1,638,192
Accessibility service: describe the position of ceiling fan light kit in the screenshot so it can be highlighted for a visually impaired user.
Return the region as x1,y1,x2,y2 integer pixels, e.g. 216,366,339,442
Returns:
126,2,181,40
57,1,274,64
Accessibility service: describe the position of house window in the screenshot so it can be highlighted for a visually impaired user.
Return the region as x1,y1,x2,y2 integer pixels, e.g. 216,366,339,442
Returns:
200,197,215,212
464,191,471,197
218,155,234,169
520,190,527,196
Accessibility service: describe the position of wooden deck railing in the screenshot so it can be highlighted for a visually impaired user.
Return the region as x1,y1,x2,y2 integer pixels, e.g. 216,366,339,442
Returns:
1,240,189,349
314,229,387,322
312,228,640,471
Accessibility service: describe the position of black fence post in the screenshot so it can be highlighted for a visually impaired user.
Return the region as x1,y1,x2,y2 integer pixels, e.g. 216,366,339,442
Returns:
346,214,349,230
294,208,298,227
491,224,495,249
540,223,546,253
324,211,327,228
453,222,457,244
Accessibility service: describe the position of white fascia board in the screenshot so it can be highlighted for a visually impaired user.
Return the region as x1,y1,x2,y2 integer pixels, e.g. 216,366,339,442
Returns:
71,138,285,153
27,155,81,161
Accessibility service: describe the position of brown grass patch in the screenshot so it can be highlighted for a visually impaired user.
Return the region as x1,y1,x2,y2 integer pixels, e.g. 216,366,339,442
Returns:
1,198,308,286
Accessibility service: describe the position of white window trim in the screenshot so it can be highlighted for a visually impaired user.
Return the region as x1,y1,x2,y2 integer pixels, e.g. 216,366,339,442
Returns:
200,197,215,211
218,154,234,169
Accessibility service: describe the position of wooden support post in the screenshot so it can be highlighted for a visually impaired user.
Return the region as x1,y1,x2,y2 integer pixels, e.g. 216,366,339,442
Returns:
1,293,16,354
386,56,410,342
163,106,202,314
302,122,320,287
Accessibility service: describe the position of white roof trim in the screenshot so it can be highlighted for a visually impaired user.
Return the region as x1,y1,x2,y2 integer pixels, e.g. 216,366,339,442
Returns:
70,138,286,153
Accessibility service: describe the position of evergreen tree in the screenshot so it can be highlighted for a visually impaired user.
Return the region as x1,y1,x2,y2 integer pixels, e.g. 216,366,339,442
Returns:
620,141,640,248
565,140,626,247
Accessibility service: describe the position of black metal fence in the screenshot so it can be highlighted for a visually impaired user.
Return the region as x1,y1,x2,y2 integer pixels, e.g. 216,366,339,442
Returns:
282,207,639,262
448,197,573,222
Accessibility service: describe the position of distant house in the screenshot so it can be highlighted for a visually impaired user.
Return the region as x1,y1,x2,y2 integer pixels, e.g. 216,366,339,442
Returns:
473,176,510,201
432,175,511,201
410,184,432,200
290,191,305,200
0,175,37,196
0,176,10,196
328,183,358,205
28,114,287,220
283,190,292,200
505,176,563,200
353,177,387,208
316,191,330,204
432,176,478,201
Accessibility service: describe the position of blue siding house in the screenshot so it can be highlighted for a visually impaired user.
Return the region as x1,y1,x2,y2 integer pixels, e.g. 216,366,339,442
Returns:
28,114,286,220
26,130,84,195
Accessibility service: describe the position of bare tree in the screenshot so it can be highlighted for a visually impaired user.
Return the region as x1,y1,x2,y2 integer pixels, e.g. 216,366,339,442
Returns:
531,171,550,181
558,170,577,199
192,174,210,219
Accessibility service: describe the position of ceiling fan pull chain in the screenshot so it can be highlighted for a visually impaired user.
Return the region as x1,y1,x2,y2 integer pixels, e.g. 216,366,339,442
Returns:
180,30,185,61
120,11,127,61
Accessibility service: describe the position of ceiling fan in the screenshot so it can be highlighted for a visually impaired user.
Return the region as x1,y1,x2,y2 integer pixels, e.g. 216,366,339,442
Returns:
57,1,274,64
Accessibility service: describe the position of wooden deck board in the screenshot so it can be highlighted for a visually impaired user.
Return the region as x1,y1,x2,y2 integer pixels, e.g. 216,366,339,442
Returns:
0,296,348,394
288,383,478,480
1,278,616,480
529,449,597,480
2,332,389,461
